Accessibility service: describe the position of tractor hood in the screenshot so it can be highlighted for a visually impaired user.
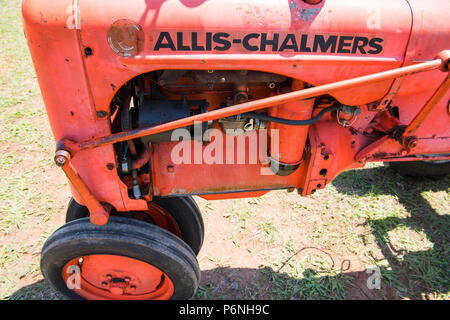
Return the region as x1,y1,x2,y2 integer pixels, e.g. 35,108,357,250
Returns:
22,0,450,112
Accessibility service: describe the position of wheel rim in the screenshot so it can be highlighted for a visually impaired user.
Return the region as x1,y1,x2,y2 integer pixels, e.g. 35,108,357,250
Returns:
114,202,182,238
62,254,174,300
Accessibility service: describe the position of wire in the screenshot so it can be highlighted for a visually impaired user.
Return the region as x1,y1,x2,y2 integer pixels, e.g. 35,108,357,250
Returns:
240,105,340,126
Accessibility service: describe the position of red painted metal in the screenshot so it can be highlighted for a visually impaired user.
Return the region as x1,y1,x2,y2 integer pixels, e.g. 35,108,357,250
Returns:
403,74,450,136
22,0,450,216
56,152,110,226
268,80,314,166
118,203,182,237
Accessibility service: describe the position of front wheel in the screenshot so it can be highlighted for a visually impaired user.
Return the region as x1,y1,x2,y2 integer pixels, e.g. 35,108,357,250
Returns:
41,217,200,300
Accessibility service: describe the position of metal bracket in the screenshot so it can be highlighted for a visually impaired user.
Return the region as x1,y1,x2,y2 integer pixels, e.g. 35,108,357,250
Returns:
55,150,110,225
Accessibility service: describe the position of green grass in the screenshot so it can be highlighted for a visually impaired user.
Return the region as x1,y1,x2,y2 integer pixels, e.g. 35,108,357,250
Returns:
0,0,71,299
0,0,38,108
0,0,448,301
193,166,449,300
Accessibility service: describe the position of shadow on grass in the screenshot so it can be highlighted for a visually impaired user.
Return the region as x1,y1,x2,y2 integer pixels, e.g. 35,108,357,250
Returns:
8,280,65,300
332,165,449,299
196,165,448,300
196,266,389,300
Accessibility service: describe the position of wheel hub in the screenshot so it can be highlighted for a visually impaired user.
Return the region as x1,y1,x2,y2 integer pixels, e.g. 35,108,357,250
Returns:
62,254,174,300
100,274,137,295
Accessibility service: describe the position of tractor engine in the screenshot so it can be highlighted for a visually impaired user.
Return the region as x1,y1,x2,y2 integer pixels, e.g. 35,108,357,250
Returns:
111,70,308,199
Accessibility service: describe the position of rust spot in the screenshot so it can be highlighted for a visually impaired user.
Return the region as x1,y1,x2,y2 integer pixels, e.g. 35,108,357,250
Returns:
372,152,388,159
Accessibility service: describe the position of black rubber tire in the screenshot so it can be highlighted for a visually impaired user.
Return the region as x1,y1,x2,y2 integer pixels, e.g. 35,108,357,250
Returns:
66,196,204,255
40,217,200,300
385,160,450,180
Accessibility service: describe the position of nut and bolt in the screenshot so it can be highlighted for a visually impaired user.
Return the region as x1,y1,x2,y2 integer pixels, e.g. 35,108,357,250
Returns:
55,156,67,166
401,136,418,150
54,150,71,167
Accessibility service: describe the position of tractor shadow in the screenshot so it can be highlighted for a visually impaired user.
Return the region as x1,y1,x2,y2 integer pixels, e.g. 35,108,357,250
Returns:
140,0,209,26
196,165,449,300
8,280,66,300
331,165,449,299
196,266,386,300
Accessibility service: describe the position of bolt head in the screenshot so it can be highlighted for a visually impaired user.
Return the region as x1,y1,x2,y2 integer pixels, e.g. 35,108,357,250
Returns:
96,111,108,118
55,156,67,166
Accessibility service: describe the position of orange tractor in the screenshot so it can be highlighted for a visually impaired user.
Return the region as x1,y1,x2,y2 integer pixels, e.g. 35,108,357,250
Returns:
22,0,449,299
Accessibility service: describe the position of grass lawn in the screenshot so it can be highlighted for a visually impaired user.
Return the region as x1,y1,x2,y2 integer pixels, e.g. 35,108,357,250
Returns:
0,0,448,300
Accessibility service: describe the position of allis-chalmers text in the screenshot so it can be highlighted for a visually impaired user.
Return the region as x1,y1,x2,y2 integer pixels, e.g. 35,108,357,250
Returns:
152,31,384,54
